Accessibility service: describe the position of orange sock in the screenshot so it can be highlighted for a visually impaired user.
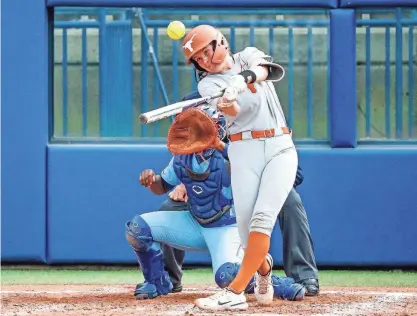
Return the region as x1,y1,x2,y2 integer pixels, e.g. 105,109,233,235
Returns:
228,231,271,293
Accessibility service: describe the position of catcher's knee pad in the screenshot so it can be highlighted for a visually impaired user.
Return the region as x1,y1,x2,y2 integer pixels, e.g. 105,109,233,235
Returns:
215,262,255,293
125,215,153,252
215,262,239,288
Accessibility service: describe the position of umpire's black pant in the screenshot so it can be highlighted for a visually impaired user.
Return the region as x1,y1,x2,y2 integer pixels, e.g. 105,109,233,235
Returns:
157,188,318,287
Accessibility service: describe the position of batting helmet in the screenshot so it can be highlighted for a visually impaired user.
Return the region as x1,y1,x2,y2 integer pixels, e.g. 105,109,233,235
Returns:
182,25,229,69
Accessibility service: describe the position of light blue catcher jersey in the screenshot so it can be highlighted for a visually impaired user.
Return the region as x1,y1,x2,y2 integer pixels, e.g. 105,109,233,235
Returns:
161,155,233,201
161,153,235,227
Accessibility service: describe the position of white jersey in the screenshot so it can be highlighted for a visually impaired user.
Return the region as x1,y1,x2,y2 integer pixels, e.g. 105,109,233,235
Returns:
197,47,288,134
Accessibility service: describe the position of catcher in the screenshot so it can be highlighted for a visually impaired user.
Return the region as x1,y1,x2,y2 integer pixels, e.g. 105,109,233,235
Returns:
125,106,305,305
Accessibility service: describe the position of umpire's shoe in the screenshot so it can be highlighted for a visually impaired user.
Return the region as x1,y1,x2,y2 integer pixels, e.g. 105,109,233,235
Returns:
171,284,183,293
297,278,320,296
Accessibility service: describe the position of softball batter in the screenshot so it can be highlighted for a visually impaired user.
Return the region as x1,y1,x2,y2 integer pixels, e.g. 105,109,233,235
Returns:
182,25,298,310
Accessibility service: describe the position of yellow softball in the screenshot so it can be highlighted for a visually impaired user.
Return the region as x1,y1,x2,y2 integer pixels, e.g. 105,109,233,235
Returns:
167,21,186,40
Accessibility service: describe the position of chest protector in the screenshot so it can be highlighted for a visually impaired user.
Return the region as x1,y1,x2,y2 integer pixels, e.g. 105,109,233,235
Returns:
172,151,236,228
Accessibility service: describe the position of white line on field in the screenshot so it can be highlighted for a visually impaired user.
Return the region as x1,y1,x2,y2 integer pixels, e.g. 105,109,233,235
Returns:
322,290,417,296
1,289,130,294
1,290,93,294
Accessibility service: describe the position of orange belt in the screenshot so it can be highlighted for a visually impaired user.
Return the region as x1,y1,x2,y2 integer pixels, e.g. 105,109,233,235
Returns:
229,127,291,142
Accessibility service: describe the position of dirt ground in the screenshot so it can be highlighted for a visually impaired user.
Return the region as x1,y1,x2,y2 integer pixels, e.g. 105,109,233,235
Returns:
2,284,417,316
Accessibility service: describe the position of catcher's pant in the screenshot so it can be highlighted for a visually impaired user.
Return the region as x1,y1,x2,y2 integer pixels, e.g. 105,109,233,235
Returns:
158,200,187,287
228,134,298,247
140,210,242,273
159,189,318,283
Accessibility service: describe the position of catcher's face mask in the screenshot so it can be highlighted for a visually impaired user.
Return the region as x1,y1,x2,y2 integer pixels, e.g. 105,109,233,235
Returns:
200,105,227,140
199,106,228,160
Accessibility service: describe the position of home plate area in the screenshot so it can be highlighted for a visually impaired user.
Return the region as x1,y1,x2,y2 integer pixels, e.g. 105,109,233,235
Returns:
2,285,417,316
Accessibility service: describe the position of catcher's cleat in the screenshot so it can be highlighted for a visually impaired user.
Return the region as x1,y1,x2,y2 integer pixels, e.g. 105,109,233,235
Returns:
254,253,274,306
297,278,319,296
134,283,160,300
194,288,248,311
135,282,182,294
134,274,173,300
272,275,306,301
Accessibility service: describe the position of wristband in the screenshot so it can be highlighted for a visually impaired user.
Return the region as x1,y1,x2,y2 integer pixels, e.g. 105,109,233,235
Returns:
239,70,257,84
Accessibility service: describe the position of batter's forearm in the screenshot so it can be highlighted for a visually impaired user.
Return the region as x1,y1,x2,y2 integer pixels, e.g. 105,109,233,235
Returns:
148,175,170,195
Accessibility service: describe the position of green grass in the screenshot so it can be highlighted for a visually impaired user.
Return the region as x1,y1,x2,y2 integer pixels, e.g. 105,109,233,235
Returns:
2,268,417,287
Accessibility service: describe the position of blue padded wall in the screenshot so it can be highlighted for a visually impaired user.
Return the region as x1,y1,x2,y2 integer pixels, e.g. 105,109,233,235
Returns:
1,0,48,262
47,145,417,266
47,144,172,263
293,147,417,266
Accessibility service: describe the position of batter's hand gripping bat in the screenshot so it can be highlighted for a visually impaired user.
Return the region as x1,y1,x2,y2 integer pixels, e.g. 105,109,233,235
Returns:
139,90,225,124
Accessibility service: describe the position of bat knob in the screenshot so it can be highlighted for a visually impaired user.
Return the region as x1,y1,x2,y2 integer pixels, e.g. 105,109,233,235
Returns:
139,114,148,124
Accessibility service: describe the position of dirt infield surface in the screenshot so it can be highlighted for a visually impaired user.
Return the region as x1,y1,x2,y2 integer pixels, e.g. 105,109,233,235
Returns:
2,284,417,316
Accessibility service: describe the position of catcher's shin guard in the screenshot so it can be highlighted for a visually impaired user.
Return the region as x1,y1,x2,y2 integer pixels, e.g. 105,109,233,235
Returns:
125,215,173,299
272,275,305,301
215,262,255,293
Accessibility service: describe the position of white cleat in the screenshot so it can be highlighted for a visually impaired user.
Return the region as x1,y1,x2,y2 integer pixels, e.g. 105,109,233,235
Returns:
194,288,249,311
255,253,274,306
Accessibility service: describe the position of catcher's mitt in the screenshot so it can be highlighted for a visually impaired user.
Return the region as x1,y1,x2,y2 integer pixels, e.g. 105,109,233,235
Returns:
167,108,218,155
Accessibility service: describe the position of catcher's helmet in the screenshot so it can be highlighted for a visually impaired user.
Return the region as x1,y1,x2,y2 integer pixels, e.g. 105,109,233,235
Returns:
206,107,228,142
199,106,228,160
182,25,229,68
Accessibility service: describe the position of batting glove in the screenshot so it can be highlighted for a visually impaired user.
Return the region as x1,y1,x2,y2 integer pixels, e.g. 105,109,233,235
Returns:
223,87,239,102
229,75,248,94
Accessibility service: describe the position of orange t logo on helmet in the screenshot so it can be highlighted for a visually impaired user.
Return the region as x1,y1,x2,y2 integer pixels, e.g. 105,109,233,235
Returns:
182,25,229,65
183,34,197,53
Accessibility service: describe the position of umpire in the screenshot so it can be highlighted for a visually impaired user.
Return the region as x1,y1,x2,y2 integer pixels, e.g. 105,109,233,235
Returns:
154,91,319,296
